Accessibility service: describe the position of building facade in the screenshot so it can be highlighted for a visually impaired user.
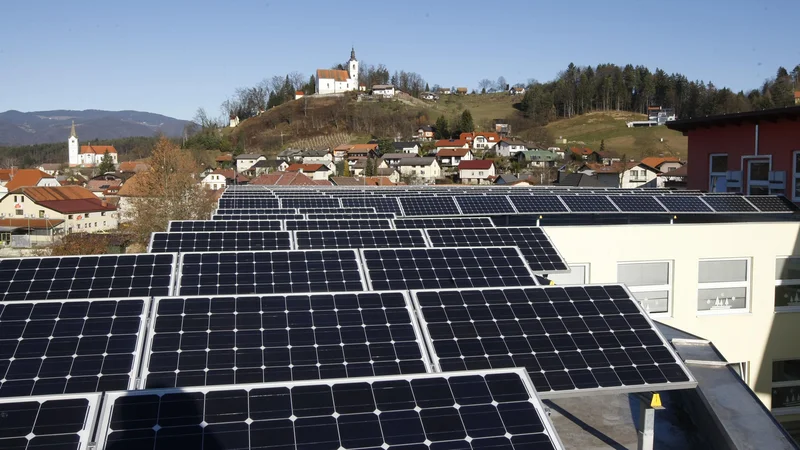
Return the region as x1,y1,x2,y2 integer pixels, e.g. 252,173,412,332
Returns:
316,48,359,95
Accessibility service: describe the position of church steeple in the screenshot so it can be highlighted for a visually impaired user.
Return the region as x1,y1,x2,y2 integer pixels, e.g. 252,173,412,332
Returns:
350,47,356,61
70,120,77,138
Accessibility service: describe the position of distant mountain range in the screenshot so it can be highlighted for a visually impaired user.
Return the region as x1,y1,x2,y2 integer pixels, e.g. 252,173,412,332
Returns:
0,110,191,146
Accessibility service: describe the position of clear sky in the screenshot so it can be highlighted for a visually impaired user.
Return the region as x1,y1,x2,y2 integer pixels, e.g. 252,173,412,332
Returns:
1,0,797,120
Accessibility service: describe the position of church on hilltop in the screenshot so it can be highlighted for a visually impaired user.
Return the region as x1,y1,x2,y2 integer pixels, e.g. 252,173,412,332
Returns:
68,121,119,167
315,47,359,95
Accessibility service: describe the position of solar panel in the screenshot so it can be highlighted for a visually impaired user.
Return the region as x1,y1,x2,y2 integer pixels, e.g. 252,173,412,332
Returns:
399,197,461,216
295,229,428,250
281,198,341,209
559,196,619,212
341,198,403,214
608,196,667,213
177,250,366,296
744,195,798,212
168,220,282,232
0,393,101,450
305,213,397,220
361,247,538,291
148,231,292,253
413,285,697,397
455,196,517,214
0,299,148,397
217,199,280,209
0,254,177,301
215,208,297,215
211,214,304,221
508,195,569,213
425,227,568,273
285,219,394,231
394,217,495,229
655,196,714,213
95,370,565,450
298,207,376,214
141,292,431,388
701,196,758,212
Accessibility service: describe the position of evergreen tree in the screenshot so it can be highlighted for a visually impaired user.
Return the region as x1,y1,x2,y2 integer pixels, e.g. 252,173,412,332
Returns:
599,140,605,153
459,110,475,133
365,158,376,177
342,160,351,177
434,116,449,139
425,83,430,92
96,150,115,174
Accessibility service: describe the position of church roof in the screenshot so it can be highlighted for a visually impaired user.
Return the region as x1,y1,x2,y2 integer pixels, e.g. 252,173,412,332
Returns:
317,69,350,82
80,145,117,155
70,121,77,138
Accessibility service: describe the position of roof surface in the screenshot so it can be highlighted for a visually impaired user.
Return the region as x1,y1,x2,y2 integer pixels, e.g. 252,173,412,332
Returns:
666,105,800,132
555,172,608,187
437,148,472,157
660,164,689,177
381,153,417,159
435,139,469,147
392,142,420,149
0,217,64,230
397,157,437,167
458,160,494,170
249,171,317,186
286,163,329,172
5,169,56,191
117,161,150,173
641,156,681,170
570,147,595,155
236,154,265,160
80,145,117,155
316,69,350,82
10,185,116,213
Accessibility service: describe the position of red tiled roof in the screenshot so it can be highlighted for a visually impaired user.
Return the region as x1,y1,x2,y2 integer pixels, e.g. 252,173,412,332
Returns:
459,132,475,142
349,144,379,151
296,90,304,95
474,132,500,142
316,69,350,82
435,139,469,148
5,169,57,191
0,218,64,230
286,163,328,172
215,154,233,162
80,145,117,155
436,148,471,157
9,186,116,214
640,156,681,170
659,164,688,177
458,160,494,170
570,147,595,155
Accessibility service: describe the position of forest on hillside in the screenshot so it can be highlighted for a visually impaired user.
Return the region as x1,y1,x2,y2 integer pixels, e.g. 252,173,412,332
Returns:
0,136,170,168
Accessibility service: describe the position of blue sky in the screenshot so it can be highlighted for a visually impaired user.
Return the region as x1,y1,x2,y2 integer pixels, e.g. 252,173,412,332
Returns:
1,0,797,120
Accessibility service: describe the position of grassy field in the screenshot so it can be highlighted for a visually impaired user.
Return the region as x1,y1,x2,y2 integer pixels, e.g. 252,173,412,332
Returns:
546,111,687,160
425,94,519,128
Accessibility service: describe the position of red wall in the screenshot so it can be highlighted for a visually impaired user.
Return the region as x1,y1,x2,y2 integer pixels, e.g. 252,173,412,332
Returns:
687,121,800,192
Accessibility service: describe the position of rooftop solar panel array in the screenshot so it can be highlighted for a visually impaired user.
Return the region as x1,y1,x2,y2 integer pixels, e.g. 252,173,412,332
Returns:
149,231,292,253
304,212,397,220
294,229,428,250
455,196,518,214
212,214,304,221
298,207,376,214
281,198,342,209
341,197,403,213
399,197,461,216
141,292,430,388
217,198,280,208
508,196,569,213
168,220,282,232
285,219,394,230
215,208,297,215
393,216,495,229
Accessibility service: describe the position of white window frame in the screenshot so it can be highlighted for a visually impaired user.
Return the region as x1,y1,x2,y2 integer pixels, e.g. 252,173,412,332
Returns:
793,151,800,202
775,256,800,312
697,258,751,315
771,359,800,415
546,263,590,286
729,361,749,385
709,153,728,193
744,156,771,195
617,260,673,317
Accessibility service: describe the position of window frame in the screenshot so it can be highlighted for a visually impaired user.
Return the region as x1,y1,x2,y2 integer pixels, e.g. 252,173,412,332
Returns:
771,359,800,415
697,257,751,315
709,153,728,193
775,256,800,312
793,151,800,202
617,260,673,317
546,263,589,286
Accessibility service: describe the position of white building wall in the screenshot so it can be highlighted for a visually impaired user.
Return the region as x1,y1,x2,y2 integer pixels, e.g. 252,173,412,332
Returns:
620,168,661,188
68,136,79,166
201,174,227,190
543,222,800,417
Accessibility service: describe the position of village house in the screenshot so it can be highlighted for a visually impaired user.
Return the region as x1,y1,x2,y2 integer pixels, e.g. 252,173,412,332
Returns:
392,142,421,154
494,119,511,136
420,92,439,101
243,160,289,177
509,86,526,95
117,161,150,174
286,163,331,181
458,160,496,185
433,139,470,154
3,169,60,192
215,154,233,168
346,144,378,159
436,148,474,168
249,171,317,186
397,157,441,184
517,150,559,168
456,87,468,95
201,169,248,190
578,162,663,188
570,147,599,162
495,138,528,157
472,132,501,151
598,151,622,165
548,147,566,159
295,91,304,100
235,154,266,172
381,153,419,167
416,126,435,141
67,122,119,167
437,88,452,95
640,156,683,174
86,174,123,198
371,84,396,98
37,163,62,176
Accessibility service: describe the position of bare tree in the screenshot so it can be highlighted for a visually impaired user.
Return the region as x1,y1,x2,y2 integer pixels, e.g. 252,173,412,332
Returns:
496,76,508,92
478,79,493,93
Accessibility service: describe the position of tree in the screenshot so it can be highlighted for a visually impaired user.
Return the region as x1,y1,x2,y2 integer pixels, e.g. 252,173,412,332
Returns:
365,158,376,177
496,76,508,92
377,138,395,156
128,137,217,245
599,140,605,153
459,110,475,133
478,79,493,93
434,116,449,139
96,150,115,174
342,160,351,177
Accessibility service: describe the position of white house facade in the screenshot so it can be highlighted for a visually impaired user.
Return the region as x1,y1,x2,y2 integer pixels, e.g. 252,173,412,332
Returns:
372,85,395,98
236,154,266,173
495,139,528,157
397,158,441,183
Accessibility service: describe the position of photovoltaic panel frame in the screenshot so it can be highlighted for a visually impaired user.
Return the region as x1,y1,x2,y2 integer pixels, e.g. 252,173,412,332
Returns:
285,219,394,231
701,196,758,213
655,196,714,213
399,197,461,216
393,216,495,229
607,196,668,213
340,198,403,214
743,195,799,213
215,209,298,215
508,196,569,213
148,231,292,253
211,214,304,221
217,199,280,209
298,207,376,214
558,196,620,213
168,220,282,232
454,196,517,214
305,213,397,220
281,198,342,209
294,229,429,250
95,369,565,450
412,285,697,398
0,392,101,450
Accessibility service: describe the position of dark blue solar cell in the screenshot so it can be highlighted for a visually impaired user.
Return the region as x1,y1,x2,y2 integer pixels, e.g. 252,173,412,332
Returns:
508,196,569,213
608,196,667,212
657,196,714,213
559,196,618,212
702,196,757,212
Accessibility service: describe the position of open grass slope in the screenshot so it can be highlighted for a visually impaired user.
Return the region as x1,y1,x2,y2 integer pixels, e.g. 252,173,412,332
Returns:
425,94,518,128
546,111,687,160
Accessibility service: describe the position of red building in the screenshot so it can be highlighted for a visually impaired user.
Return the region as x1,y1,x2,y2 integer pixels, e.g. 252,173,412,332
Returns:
667,106,800,200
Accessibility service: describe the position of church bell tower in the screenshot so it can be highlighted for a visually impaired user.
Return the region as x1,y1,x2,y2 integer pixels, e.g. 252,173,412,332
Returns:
68,121,79,166
349,47,359,86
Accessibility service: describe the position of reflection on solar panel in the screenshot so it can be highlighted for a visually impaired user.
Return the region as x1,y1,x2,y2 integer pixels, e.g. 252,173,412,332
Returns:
299,208,376,214
341,197,403,214
508,196,569,213
455,196,517,214
285,219,393,231
425,227,568,272
559,196,619,212
305,213,397,220
168,220,282,232
0,393,100,450
281,198,341,209
215,209,297,215
217,199,280,208
177,250,365,296
414,286,696,397
141,292,430,388
744,196,798,212
96,370,565,450
0,254,176,301
394,217,495,229
295,229,428,250
212,214,304,221
0,299,147,397
701,196,758,212
399,197,461,216
655,196,713,213
608,196,667,213
362,247,537,290
149,232,292,253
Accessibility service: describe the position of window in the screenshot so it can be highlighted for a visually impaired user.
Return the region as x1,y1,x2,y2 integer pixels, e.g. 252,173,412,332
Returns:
77,224,81,229
730,361,749,384
547,264,589,286
775,257,800,310
697,259,749,312
20,197,24,203
68,215,73,219
101,212,106,217
103,221,107,226
15,209,22,216
38,210,44,218
772,360,800,412
794,151,800,201
13,196,16,202
747,159,770,195
618,261,672,314
709,154,728,192
85,213,90,218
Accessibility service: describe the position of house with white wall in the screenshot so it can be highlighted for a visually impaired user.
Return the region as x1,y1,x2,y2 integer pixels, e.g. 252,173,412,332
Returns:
235,154,266,172
392,142,421,154
472,132,501,151
436,148,474,168
372,84,396,98
0,185,118,234
495,138,528,157
458,160,496,184
397,157,441,183
286,163,331,181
